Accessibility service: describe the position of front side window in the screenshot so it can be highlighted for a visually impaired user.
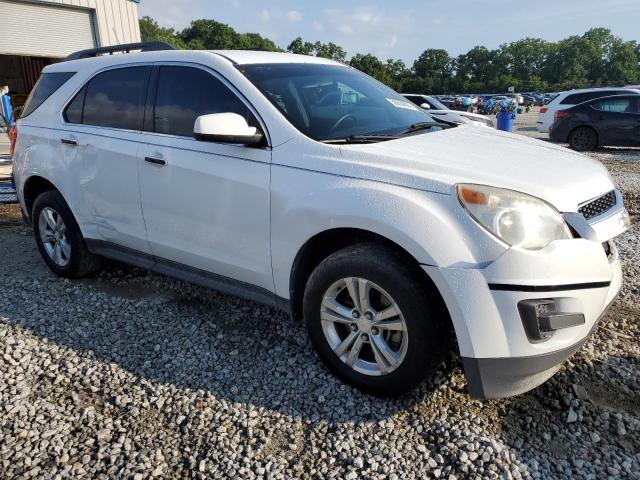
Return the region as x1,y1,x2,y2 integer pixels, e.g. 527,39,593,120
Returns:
593,98,635,113
238,63,434,141
153,66,253,137
405,96,424,107
425,96,448,110
21,72,75,118
81,67,150,130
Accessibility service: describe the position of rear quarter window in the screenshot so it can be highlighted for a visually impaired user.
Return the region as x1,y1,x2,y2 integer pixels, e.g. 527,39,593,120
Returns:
561,93,586,105
21,72,75,118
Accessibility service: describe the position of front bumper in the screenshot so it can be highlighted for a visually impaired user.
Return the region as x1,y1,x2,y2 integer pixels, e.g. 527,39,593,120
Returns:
536,120,550,133
425,213,625,398
461,296,616,398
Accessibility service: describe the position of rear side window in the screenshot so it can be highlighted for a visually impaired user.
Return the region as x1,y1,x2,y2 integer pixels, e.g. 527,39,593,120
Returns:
562,90,622,105
21,72,75,118
592,98,636,113
80,67,150,130
153,66,252,137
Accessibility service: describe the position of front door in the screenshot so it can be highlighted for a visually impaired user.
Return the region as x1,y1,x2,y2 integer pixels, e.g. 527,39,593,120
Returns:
592,97,639,146
137,65,273,291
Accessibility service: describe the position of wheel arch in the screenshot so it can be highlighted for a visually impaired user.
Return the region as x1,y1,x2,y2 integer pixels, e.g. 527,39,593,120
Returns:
22,175,61,221
288,227,451,327
569,125,599,148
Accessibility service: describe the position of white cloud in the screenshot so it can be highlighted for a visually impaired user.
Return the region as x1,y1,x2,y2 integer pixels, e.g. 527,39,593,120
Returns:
286,10,302,22
259,9,271,22
322,6,416,58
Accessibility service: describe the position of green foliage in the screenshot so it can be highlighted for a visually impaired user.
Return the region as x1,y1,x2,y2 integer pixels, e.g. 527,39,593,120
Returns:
140,17,281,52
180,19,281,51
139,16,186,49
140,17,640,93
287,37,346,61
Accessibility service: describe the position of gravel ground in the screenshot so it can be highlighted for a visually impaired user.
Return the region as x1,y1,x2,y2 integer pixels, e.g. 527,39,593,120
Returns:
1,110,639,479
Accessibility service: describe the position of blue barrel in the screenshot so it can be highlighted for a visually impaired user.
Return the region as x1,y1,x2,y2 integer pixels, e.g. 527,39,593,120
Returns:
496,111,515,132
1,94,15,127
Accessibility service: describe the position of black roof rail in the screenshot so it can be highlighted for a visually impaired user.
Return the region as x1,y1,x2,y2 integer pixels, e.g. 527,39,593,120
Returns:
64,41,176,62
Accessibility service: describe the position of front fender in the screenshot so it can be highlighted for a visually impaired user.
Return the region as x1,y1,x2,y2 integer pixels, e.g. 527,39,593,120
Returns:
270,165,506,299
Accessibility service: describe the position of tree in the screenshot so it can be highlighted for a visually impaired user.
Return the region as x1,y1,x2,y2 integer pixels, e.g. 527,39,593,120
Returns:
287,38,346,62
179,19,281,51
141,17,640,93
412,49,454,93
287,37,315,55
139,16,186,49
349,53,393,86
500,38,550,87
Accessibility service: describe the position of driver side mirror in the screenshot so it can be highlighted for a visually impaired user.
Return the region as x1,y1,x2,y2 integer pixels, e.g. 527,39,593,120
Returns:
420,103,431,110
194,113,264,146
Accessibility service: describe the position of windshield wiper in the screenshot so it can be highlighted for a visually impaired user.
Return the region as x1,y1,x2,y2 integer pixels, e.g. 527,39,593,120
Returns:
321,134,401,144
398,121,453,136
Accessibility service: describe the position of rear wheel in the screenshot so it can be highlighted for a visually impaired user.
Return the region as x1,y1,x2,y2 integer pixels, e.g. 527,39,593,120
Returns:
32,191,101,278
303,244,451,396
569,127,597,151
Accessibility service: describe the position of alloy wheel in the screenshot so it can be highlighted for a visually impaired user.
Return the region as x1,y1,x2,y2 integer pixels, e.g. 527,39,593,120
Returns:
572,129,594,150
38,207,71,267
320,277,408,376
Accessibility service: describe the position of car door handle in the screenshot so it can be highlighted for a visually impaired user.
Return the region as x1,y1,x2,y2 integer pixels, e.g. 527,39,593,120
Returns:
61,138,78,146
144,156,167,166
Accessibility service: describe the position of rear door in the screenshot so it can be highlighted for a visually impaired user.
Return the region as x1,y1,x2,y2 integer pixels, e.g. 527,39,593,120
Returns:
591,97,638,146
137,64,273,291
61,66,151,253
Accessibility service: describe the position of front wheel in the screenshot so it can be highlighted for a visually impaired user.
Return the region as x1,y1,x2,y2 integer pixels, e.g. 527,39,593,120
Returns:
303,244,451,396
569,127,597,151
32,190,102,278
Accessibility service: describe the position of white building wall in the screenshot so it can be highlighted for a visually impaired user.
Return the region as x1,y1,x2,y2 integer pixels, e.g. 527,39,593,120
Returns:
2,0,141,54
43,0,141,46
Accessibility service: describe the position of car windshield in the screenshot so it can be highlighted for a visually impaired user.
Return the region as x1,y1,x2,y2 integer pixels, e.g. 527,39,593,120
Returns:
238,63,436,142
426,96,448,110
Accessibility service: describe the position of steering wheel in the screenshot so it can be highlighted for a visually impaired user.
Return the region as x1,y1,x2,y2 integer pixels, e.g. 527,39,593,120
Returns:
329,114,357,134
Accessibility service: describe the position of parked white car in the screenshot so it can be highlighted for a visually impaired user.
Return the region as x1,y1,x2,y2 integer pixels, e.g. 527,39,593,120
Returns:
537,87,640,133
12,43,630,398
402,94,494,128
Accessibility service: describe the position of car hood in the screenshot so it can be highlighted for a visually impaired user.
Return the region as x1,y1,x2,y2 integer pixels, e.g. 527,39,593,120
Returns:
456,111,490,122
428,110,467,123
337,126,614,212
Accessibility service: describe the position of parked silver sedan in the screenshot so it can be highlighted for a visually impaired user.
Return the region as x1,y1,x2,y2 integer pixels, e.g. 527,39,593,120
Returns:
402,94,494,128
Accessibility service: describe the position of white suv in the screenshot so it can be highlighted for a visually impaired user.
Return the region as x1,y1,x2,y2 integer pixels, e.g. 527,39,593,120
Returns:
537,87,640,133
13,43,630,398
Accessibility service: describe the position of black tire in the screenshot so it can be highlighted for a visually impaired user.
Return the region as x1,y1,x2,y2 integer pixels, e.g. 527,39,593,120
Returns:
303,243,451,396
569,127,597,151
32,190,101,278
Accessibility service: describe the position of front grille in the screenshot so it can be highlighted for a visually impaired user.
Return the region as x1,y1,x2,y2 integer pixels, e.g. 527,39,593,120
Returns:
578,190,617,220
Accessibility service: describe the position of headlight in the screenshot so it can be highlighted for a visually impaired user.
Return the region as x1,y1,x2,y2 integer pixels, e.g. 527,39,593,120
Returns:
457,184,572,250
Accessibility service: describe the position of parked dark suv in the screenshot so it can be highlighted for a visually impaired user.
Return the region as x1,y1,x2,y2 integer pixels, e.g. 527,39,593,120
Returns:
550,95,640,151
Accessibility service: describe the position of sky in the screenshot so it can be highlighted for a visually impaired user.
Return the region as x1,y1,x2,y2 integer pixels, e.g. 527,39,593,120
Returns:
138,0,640,64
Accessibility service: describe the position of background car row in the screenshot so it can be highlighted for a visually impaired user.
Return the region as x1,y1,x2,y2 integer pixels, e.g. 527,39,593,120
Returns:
404,86,640,152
